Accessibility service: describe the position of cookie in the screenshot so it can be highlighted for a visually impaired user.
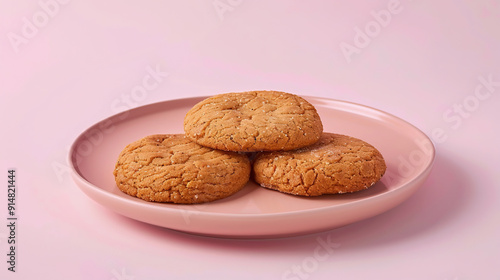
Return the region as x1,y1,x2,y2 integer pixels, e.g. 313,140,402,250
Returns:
252,133,386,196
113,134,251,204
184,91,323,152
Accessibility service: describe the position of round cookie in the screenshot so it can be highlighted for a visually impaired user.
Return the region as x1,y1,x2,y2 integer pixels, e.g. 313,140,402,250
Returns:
113,134,251,204
184,91,323,152
252,133,386,196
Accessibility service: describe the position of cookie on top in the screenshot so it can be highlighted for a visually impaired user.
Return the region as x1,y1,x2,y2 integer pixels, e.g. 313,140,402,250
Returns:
183,90,323,152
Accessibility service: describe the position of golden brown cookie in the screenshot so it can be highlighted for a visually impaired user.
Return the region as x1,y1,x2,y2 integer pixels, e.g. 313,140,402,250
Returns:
113,134,251,204
252,133,386,196
184,91,323,152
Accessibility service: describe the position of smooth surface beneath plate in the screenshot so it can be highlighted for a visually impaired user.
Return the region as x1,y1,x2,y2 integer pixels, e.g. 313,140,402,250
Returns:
69,97,434,238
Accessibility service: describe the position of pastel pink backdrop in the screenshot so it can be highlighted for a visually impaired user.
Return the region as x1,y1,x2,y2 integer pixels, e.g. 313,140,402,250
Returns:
1,1,499,279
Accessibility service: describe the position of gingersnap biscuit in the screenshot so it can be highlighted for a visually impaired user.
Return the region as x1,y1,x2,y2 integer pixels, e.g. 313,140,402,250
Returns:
252,133,386,196
113,134,251,204
184,91,323,152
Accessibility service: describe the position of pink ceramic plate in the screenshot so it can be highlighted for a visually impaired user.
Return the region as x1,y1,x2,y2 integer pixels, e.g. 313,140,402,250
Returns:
68,96,435,238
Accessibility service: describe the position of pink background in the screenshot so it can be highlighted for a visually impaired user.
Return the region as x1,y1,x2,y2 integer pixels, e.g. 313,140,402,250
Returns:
1,0,499,279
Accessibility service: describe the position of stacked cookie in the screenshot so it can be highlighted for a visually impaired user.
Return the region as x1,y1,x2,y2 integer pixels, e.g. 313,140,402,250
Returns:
114,91,386,204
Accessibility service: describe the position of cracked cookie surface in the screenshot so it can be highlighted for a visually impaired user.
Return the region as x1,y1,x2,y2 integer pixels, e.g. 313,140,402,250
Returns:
183,91,323,152
113,134,251,204
252,133,386,196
